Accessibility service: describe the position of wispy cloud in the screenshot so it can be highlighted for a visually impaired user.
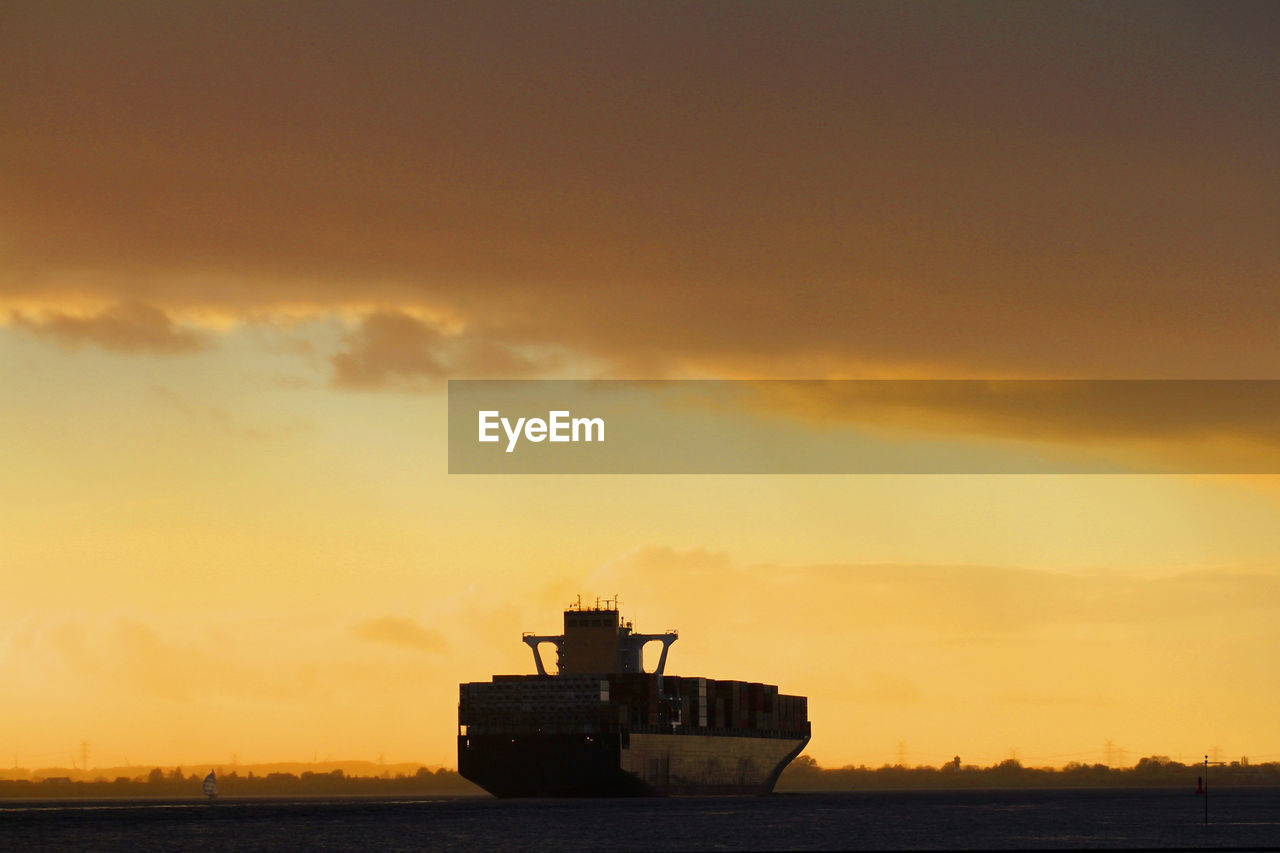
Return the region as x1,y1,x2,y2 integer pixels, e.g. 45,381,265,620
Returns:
14,301,211,354
591,545,1280,640
331,310,547,389
11,615,316,702
150,386,312,441
352,616,447,652
729,380,1280,472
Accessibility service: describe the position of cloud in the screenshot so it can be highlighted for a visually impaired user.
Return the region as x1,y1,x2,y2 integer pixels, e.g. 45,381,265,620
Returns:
13,301,211,354
591,545,1280,641
579,545,1280,765
742,381,1280,443
582,543,1280,759
330,312,447,388
1,5,1276,378
330,310,546,389
150,385,312,441
352,616,447,652
13,615,315,702
729,380,1280,471
0,612,461,763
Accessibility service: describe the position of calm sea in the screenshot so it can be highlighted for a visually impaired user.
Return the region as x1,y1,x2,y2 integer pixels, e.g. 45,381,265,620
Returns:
2,788,1278,851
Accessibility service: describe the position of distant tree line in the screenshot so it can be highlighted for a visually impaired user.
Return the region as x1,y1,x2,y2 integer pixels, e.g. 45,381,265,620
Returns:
6,756,1276,799
776,755,1280,790
0,766,483,799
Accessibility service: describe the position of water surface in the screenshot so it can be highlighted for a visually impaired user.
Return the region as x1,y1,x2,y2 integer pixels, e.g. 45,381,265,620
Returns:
3,788,1277,851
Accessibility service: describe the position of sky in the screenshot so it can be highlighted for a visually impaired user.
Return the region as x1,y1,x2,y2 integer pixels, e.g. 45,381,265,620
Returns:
2,1,1279,772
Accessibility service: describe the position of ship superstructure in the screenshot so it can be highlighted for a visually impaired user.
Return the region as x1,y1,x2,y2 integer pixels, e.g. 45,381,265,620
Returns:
458,598,810,796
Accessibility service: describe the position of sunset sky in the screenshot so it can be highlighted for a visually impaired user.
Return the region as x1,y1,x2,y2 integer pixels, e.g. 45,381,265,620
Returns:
3,2,1279,772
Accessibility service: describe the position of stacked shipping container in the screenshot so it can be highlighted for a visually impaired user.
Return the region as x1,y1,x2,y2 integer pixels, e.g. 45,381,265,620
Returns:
460,674,809,738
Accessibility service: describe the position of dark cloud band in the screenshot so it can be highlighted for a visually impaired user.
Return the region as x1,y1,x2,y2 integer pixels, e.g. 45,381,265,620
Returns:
449,379,1280,473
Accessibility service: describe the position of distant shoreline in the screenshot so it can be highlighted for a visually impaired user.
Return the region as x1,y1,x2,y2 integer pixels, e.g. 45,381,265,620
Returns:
5,786,1280,806
774,756,1279,792
0,768,483,800
3,755,1272,799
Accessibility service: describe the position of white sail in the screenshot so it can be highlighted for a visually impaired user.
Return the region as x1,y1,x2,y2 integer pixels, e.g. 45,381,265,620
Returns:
202,770,218,798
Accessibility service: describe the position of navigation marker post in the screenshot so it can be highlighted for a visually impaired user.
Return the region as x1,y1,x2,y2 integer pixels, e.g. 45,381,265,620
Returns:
1203,754,1226,825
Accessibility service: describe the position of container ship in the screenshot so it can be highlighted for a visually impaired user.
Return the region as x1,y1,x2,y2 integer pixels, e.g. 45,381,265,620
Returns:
458,598,811,796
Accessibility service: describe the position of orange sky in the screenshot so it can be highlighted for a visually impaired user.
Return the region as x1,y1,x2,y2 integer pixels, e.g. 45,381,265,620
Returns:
2,2,1279,772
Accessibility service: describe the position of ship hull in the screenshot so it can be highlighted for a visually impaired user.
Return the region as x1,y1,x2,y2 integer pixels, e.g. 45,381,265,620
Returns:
459,730,810,797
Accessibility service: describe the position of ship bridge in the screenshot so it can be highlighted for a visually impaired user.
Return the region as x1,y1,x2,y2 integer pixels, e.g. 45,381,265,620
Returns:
522,596,678,677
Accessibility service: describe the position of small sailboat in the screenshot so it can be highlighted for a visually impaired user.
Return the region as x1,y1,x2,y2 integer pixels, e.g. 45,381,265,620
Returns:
203,770,219,800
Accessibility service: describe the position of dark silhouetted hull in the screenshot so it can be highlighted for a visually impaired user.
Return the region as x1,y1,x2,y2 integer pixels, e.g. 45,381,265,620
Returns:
459,730,810,797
